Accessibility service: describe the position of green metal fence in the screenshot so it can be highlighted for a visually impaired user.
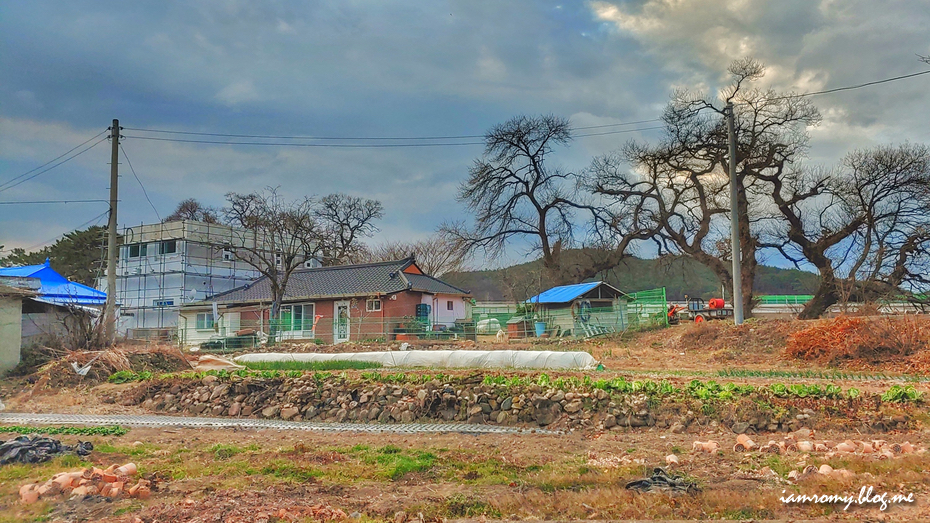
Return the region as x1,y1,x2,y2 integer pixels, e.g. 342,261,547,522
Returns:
626,287,669,330
188,288,669,351
757,295,813,305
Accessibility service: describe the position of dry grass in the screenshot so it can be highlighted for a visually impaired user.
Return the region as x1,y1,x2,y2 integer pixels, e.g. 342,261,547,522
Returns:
786,315,930,368
4,424,930,522
30,344,191,388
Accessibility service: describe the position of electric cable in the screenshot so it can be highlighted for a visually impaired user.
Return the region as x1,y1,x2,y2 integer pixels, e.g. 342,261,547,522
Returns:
0,129,108,190
0,200,109,205
119,143,161,222
0,137,108,194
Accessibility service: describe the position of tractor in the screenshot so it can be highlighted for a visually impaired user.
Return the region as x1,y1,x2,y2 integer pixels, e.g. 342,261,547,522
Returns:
667,296,734,324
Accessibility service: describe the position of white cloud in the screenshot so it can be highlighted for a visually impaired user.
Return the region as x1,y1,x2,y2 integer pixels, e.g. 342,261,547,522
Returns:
215,80,259,105
276,19,295,34
476,47,507,80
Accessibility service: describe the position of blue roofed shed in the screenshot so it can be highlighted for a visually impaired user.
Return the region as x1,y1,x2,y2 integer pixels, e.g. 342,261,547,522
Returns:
0,259,106,308
0,260,107,348
524,281,628,338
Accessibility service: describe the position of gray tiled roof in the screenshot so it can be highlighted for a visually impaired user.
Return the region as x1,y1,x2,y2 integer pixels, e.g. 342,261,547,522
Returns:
207,258,469,304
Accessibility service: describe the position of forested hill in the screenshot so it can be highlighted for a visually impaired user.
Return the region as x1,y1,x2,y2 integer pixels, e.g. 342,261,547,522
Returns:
442,253,819,302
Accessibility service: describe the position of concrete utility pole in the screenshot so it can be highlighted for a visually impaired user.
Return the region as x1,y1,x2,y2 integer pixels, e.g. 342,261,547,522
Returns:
105,119,119,343
726,103,744,325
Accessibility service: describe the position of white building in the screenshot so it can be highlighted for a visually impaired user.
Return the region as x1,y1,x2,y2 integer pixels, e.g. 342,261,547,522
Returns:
97,220,270,339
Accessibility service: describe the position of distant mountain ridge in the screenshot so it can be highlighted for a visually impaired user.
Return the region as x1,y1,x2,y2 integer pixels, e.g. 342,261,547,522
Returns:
442,253,819,302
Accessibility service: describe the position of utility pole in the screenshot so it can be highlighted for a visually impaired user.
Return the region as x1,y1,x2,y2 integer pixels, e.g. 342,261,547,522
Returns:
726,102,744,325
105,119,120,344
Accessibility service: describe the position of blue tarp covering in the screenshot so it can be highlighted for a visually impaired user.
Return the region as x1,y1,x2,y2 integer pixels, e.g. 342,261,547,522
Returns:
0,259,106,307
525,281,602,304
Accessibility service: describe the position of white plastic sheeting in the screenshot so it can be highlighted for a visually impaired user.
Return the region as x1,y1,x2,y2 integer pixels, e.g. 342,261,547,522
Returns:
234,350,599,370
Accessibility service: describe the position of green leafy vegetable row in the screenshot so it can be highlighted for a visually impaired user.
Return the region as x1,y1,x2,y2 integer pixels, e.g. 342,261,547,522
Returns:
0,425,129,436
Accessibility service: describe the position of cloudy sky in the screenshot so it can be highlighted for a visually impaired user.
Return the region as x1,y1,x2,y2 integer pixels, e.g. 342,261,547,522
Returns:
2,0,928,267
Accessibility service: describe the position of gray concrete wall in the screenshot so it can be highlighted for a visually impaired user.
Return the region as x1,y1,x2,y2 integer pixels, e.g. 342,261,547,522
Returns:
0,296,23,373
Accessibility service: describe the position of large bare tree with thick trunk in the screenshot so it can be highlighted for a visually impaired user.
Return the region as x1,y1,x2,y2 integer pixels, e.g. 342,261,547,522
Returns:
443,114,647,286
590,59,820,315
442,115,577,275
761,144,930,317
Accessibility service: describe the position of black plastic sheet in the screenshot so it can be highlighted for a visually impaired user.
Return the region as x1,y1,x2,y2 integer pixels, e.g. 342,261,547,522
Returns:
625,467,700,494
0,435,93,465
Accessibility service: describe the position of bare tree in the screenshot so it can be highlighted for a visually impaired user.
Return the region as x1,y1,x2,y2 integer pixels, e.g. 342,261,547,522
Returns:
222,188,319,342
590,59,820,314
368,234,471,276
441,115,587,279
165,198,219,223
314,193,383,266
762,144,930,317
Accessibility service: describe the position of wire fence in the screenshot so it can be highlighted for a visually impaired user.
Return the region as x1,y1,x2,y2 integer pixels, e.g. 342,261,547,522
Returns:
180,287,670,352
181,315,478,353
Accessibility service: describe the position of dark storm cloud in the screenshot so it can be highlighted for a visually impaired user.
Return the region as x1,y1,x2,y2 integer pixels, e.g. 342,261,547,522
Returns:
2,0,928,259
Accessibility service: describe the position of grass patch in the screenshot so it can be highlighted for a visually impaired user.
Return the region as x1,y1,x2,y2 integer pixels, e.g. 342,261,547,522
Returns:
96,442,160,457
260,460,322,482
0,455,89,484
346,444,437,480
210,443,244,460
0,425,128,436
108,370,153,383
241,360,382,371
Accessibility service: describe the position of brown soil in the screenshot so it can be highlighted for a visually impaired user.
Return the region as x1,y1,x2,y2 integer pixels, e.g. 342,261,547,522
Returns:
3,426,929,522
4,317,930,522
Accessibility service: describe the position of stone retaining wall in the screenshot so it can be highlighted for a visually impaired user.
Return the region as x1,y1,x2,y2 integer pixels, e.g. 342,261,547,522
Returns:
124,375,912,434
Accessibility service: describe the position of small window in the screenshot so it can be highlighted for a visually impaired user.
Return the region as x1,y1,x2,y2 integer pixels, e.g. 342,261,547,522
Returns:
367,299,382,312
196,312,214,330
275,253,283,269
159,240,177,254
154,299,174,307
222,249,234,261
128,244,146,258
447,300,454,311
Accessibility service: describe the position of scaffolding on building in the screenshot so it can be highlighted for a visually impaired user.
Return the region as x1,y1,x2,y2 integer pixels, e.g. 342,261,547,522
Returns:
104,220,280,340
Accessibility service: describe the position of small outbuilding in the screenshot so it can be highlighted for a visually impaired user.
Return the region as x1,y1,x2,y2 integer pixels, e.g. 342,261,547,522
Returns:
525,281,629,338
0,260,107,349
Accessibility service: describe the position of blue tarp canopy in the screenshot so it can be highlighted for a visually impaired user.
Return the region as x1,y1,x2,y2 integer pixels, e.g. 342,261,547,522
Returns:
526,281,608,304
0,259,106,307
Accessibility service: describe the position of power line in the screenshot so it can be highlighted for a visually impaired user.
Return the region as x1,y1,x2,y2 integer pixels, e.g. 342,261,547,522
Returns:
122,117,664,142
121,125,664,148
123,127,484,141
0,199,109,205
0,137,108,194
769,69,930,101
574,118,664,130
0,129,108,190
122,135,486,147
4,210,110,254
575,126,664,137
119,143,161,222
